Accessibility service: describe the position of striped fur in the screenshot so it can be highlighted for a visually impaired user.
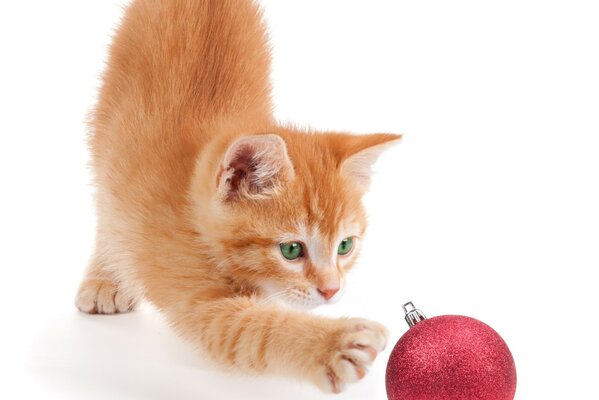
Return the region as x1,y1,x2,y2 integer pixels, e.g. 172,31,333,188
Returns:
76,0,399,393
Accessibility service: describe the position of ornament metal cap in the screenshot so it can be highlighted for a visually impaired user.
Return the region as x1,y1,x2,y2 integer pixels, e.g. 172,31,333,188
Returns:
403,301,427,327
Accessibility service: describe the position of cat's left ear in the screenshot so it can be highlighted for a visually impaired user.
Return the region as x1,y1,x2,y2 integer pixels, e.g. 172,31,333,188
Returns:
339,133,402,192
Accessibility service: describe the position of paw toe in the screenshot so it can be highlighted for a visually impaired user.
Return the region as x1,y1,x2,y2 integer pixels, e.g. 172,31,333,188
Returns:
75,279,135,315
315,319,389,394
114,289,135,312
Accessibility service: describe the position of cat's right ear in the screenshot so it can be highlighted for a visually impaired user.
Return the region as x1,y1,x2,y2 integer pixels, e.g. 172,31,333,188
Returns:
216,134,294,202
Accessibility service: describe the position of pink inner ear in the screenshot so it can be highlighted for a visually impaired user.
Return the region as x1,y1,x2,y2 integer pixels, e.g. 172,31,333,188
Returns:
340,136,401,192
226,144,263,199
219,134,294,201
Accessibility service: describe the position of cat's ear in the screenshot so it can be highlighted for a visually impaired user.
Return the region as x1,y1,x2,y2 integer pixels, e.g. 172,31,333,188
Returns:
217,134,294,202
339,133,402,192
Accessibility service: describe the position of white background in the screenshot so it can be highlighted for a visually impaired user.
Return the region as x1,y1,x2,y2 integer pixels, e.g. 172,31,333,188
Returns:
1,1,598,399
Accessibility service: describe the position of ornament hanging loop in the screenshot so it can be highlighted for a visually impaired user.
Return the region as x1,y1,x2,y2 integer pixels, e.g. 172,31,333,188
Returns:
403,301,427,327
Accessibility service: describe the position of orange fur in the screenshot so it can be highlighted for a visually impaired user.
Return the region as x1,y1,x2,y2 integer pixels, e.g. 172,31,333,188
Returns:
76,0,400,392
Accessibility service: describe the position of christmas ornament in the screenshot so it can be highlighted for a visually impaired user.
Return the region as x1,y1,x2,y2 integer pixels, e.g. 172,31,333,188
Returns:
386,302,517,400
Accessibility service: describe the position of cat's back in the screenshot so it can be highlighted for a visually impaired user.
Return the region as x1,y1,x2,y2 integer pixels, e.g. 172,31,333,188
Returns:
97,0,272,124
90,0,273,203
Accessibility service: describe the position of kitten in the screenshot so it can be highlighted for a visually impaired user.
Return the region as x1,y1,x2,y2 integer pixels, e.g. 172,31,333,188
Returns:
76,0,400,393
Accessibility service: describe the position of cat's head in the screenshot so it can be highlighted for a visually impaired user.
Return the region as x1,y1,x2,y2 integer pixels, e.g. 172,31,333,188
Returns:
192,128,400,308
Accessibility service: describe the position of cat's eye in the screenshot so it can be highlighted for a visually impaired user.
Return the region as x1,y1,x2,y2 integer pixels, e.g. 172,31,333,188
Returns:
280,242,304,260
337,237,354,255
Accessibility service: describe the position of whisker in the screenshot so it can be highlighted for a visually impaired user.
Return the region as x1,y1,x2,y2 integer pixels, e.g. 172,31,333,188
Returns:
258,287,292,304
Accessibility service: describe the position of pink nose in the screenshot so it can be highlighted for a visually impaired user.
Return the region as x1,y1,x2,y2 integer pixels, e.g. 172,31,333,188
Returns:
318,287,340,301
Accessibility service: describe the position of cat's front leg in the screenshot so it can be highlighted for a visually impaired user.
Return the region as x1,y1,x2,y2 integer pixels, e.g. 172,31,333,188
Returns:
306,316,388,393
171,298,388,393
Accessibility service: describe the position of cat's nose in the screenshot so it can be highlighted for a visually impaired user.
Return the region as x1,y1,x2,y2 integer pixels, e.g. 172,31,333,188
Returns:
317,287,339,301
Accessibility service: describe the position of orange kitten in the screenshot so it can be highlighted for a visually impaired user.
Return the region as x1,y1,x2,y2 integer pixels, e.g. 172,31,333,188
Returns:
76,0,400,393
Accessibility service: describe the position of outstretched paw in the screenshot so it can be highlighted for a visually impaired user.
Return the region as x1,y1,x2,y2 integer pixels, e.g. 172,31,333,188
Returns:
315,318,388,394
75,279,136,314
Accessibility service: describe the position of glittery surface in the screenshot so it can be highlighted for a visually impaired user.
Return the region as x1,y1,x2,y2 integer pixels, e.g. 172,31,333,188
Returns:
386,316,516,400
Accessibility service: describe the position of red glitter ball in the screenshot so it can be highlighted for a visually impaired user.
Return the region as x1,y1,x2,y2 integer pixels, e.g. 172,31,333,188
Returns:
386,315,517,400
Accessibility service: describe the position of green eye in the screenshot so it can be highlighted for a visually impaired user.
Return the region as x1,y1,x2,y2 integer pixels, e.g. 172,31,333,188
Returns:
280,242,304,260
338,237,354,255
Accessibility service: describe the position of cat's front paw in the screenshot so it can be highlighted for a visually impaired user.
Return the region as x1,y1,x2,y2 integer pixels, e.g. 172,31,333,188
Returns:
75,279,136,314
314,318,388,394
